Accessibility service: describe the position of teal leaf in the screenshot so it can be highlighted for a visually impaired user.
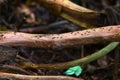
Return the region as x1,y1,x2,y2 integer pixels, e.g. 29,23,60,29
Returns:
64,66,82,76
64,68,75,75
74,66,82,76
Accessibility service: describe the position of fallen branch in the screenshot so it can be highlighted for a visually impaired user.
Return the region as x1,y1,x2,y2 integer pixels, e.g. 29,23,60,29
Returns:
0,25,120,48
20,42,119,70
0,72,80,80
35,0,103,28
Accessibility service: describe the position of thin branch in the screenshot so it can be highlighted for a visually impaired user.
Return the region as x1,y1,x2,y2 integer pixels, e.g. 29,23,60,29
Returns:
0,65,31,75
0,25,120,48
113,46,119,80
0,72,80,80
19,20,69,33
19,42,119,70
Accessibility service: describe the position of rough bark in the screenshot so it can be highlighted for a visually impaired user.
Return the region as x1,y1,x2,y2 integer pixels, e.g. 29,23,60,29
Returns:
0,25,120,48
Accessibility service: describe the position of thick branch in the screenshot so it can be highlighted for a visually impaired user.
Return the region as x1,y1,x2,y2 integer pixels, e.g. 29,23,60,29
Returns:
35,0,103,28
0,25,120,48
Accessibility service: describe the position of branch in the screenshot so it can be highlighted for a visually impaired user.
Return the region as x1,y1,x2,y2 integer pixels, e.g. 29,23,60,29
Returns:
35,0,103,28
0,25,120,48
0,72,80,80
20,42,119,70
0,65,31,75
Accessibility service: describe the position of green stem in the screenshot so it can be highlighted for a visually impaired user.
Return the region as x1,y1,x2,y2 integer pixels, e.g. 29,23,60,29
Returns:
68,42,119,66
20,42,119,70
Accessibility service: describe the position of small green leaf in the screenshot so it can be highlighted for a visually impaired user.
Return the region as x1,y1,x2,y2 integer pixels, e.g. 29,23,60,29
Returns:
64,69,75,75
74,66,82,76
64,66,82,76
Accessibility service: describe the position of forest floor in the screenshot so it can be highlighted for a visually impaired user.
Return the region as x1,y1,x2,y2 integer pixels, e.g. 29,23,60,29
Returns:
0,0,120,80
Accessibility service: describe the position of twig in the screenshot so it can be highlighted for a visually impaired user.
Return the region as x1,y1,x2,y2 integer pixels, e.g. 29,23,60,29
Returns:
19,20,69,33
113,46,119,80
19,42,119,70
0,72,80,80
0,25,120,48
0,65,31,75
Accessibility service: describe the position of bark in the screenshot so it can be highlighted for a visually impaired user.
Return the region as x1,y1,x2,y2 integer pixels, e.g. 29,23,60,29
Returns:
35,0,104,28
0,72,80,80
0,25,120,48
